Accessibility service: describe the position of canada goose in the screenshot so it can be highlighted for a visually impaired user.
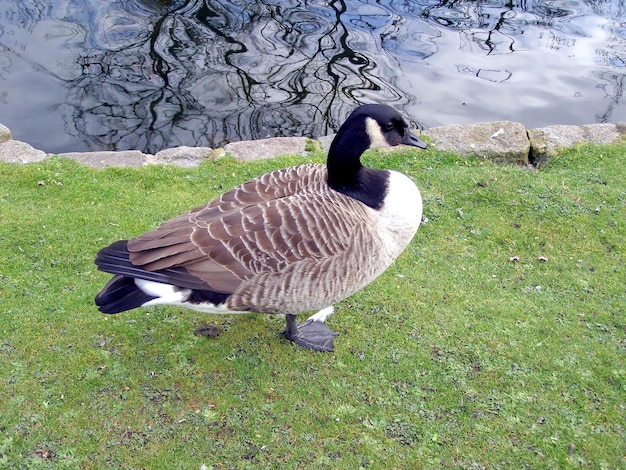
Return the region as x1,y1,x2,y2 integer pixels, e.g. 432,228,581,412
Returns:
95,104,427,351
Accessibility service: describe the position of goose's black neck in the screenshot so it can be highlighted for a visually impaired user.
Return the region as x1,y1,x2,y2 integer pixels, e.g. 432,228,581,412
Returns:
326,115,388,210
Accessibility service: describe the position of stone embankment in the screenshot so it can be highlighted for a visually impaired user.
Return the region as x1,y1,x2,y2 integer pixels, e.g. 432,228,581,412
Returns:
0,120,623,168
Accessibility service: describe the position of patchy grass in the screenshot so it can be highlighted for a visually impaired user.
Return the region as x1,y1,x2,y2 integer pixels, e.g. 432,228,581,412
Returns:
0,144,624,469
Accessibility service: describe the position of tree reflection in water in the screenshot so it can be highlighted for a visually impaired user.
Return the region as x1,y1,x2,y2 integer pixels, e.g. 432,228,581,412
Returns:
65,0,415,153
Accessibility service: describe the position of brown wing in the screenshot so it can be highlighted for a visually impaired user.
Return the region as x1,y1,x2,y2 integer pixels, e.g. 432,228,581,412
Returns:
126,164,369,294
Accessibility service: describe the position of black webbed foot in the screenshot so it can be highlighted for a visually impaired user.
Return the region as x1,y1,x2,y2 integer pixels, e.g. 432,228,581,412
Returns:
283,314,340,352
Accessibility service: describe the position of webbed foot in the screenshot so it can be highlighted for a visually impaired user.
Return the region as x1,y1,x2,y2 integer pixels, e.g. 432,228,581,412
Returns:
283,314,339,352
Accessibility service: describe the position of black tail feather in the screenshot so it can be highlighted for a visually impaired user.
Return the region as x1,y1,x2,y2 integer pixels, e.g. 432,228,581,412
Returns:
95,275,157,314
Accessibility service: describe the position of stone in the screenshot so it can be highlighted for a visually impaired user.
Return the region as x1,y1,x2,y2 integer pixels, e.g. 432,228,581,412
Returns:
424,121,530,164
57,150,149,168
527,123,621,165
0,123,11,143
147,146,214,168
527,125,582,165
224,136,310,161
615,122,626,135
0,140,47,163
581,123,621,144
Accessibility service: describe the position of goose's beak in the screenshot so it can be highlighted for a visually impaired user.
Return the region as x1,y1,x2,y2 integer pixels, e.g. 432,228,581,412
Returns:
403,130,428,149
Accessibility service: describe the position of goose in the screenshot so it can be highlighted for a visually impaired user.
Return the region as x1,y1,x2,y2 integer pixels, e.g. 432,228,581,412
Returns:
94,104,427,352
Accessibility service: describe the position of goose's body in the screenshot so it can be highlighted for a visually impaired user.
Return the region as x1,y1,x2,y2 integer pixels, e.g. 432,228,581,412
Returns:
95,104,426,351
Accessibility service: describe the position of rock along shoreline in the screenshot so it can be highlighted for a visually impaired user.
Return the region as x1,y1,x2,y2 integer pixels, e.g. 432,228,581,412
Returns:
1,120,624,169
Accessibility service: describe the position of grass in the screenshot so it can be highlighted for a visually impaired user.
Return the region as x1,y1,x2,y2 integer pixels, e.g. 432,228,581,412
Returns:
0,143,624,469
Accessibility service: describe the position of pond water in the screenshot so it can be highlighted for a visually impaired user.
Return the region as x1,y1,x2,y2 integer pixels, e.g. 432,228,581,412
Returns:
1,0,625,154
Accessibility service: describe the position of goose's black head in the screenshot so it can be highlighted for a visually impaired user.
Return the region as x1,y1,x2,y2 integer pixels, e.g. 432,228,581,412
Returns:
327,104,427,208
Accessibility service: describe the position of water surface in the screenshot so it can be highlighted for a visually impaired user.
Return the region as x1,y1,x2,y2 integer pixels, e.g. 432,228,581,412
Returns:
1,0,625,153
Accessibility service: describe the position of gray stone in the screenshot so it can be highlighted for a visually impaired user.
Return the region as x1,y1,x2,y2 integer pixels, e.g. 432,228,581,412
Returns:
57,150,149,168
424,121,530,164
148,146,214,167
527,123,621,165
527,125,582,165
0,123,11,143
224,136,310,161
0,140,47,163
581,123,621,144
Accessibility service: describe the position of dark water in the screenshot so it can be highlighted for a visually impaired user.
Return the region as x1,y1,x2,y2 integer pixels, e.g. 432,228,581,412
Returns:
1,0,625,154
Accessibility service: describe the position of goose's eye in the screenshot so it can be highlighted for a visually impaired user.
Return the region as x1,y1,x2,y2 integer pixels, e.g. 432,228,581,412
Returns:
384,122,395,131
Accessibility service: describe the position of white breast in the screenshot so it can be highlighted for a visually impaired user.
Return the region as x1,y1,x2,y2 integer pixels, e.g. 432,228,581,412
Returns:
375,170,423,257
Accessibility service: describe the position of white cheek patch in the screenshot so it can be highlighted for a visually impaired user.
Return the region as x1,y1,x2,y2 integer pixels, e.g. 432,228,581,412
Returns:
365,117,390,149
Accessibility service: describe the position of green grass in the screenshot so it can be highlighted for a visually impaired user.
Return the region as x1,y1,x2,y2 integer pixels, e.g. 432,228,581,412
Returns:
0,144,624,469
